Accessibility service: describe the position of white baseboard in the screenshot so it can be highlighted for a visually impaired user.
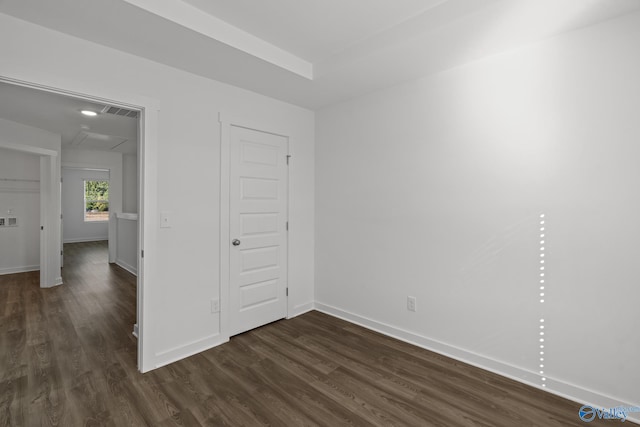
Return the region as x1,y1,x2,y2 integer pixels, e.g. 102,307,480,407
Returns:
115,259,137,276
153,333,228,370
288,301,314,318
314,302,640,425
63,237,108,243
0,265,39,275
40,276,63,288
132,323,139,338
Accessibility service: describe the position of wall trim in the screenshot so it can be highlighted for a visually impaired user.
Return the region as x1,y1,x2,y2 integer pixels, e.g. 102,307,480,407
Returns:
116,212,139,220
40,275,63,289
0,265,39,275
314,302,639,424
153,334,229,370
63,237,108,244
115,259,138,276
288,301,314,318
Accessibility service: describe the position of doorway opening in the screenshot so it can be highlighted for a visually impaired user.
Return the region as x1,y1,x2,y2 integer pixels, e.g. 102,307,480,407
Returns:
0,76,152,372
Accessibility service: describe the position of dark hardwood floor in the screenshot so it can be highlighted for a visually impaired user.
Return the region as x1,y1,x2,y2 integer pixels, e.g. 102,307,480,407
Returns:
0,241,632,426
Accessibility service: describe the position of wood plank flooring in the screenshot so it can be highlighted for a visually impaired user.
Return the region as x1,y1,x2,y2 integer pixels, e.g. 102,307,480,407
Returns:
0,240,633,426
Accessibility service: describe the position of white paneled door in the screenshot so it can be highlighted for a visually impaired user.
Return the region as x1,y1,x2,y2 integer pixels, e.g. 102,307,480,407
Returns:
229,125,288,336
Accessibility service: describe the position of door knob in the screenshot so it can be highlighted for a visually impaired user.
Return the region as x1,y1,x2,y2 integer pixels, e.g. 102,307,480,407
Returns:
232,239,241,246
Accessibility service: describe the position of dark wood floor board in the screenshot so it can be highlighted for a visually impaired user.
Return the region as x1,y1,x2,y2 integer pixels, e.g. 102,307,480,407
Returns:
208,371,291,426
152,361,217,412
66,370,112,425
92,361,147,426
311,339,479,427
340,319,555,420
293,332,422,398
245,329,335,388
62,291,99,331
49,337,91,390
1,240,634,426
26,365,67,427
126,374,184,425
251,357,371,427
295,327,456,413
199,346,265,396
111,347,141,384
328,365,433,426
156,406,203,427
0,280,8,318
4,299,25,336
195,350,304,426
297,315,535,420
0,332,20,379
301,313,489,390
213,334,266,370
250,325,429,426
299,315,558,426
196,379,279,426
202,358,304,426
252,324,341,375
75,324,121,373
0,375,27,427
191,377,276,427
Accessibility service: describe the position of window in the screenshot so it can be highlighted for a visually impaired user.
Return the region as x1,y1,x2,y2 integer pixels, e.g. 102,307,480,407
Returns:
84,180,109,222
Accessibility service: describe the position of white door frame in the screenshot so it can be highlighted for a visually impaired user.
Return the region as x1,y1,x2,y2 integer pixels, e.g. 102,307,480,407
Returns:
0,141,58,287
40,152,59,288
218,113,291,341
61,165,117,262
0,75,159,373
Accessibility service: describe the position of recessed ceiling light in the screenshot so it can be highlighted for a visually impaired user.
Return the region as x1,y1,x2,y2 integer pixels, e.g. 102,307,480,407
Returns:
81,110,97,117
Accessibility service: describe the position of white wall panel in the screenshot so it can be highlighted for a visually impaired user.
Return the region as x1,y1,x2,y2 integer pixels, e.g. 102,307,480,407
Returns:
316,11,640,410
0,147,40,274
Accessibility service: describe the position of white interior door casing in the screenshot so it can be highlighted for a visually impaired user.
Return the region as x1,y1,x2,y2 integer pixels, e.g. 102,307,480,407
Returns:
229,125,288,336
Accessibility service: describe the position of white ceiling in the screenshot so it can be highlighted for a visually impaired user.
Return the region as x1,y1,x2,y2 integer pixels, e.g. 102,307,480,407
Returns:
0,82,138,154
182,0,447,63
1,0,640,109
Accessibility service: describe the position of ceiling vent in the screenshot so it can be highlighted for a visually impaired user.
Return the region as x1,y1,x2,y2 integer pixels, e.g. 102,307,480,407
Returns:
101,105,139,118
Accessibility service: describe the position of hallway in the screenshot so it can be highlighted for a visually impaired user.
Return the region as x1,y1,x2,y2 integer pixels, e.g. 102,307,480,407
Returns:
0,241,138,425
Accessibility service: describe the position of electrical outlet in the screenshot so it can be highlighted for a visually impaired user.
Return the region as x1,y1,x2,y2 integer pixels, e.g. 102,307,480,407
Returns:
407,296,416,312
211,298,220,313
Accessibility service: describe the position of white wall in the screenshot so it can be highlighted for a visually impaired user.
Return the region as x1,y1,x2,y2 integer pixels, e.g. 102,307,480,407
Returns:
0,13,314,369
316,11,640,411
116,213,138,275
0,117,61,287
0,147,40,274
62,167,110,243
122,153,138,213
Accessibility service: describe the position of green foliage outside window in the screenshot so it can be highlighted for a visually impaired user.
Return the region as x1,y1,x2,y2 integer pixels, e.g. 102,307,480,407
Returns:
84,180,109,221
